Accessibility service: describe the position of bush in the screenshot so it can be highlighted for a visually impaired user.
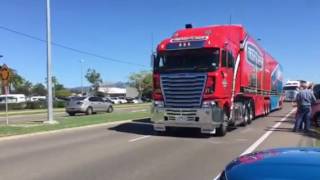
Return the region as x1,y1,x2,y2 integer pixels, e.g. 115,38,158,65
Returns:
53,100,66,108
0,100,67,111
0,102,27,110
26,101,47,109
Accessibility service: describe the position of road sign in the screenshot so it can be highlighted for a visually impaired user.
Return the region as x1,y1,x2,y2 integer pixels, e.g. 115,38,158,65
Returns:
0,64,10,125
0,64,10,87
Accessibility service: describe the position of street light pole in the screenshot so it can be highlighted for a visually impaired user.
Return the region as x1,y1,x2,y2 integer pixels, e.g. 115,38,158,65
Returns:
45,0,57,124
80,59,84,95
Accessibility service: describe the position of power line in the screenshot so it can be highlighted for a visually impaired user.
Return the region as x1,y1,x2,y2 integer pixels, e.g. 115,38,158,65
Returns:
0,25,147,67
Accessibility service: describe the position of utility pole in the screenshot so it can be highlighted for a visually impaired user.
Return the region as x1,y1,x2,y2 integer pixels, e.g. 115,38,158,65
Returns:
80,59,84,95
45,0,57,124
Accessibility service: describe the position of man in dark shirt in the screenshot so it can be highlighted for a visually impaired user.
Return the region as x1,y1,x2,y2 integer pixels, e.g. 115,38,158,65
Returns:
293,83,316,132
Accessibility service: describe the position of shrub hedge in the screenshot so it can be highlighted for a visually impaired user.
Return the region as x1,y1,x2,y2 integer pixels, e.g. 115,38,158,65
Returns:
0,102,27,110
0,100,66,111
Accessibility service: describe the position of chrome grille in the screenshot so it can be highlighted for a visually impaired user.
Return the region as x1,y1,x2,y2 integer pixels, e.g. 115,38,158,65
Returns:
161,73,206,108
166,109,197,121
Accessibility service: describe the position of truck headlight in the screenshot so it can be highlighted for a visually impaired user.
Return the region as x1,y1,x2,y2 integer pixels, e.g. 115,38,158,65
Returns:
154,101,164,108
202,101,216,108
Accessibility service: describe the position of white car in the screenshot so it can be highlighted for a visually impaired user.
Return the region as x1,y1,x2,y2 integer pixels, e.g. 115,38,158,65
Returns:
108,97,121,104
118,97,128,104
0,94,26,103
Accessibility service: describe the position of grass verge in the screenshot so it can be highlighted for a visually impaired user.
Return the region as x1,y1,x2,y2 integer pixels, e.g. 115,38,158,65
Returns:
0,103,151,117
0,108,65,116
0,110,150,137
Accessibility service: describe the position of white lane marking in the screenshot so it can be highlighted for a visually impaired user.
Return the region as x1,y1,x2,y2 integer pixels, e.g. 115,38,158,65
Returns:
129,135,151,142
240,108,296,156
212,108,296,180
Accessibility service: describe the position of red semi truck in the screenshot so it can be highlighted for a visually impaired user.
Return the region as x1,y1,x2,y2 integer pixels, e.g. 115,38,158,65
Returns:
151,24,283,136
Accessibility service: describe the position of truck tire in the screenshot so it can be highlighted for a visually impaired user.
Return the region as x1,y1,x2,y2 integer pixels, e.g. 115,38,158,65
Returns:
216,111,228,136
241,105,250,126
86,107,93,115
246,103,252,124
249,101,255,121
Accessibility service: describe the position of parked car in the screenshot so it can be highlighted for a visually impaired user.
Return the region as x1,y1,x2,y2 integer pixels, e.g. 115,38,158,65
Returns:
28,96,46,102
312,84,320,126
103,97,113,104
125,97,141,104
66,96,113,116
118,97,127,104
218,147,320,180
0,94,26,103
107,97,121,104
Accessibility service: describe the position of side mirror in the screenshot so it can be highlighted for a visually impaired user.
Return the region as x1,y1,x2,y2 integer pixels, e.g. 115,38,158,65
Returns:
150,53,156,68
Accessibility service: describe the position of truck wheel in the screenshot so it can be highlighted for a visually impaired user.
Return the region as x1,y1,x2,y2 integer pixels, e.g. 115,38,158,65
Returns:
241,104,248,126
86,107,93,115
249,101,255,121
242,104,251,126
246,103,252,124
216,111,228,136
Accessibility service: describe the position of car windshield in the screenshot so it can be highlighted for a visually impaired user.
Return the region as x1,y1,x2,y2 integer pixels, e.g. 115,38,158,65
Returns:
154,48,219,72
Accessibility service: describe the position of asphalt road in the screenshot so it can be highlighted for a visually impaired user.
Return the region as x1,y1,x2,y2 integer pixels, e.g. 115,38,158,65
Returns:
0,105,150,124
0,103,317,180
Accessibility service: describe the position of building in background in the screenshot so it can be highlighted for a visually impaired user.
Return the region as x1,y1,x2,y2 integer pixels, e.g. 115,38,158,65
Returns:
97,86,138,98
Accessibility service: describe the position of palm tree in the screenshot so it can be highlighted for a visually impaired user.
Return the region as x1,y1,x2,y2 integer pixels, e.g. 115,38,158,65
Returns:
85,68,103,92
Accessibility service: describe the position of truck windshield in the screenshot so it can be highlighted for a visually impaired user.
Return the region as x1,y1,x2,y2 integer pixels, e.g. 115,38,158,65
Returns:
283,86,298,91
154,48,219,72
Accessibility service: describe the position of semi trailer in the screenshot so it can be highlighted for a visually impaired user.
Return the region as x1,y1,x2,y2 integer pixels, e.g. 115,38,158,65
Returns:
151,24,283,136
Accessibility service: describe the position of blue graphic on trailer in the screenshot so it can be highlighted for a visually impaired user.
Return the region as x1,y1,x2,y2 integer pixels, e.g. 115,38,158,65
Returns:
270,64,283,110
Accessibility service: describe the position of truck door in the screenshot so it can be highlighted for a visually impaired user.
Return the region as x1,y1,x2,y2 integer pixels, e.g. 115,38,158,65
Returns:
220,50,235,97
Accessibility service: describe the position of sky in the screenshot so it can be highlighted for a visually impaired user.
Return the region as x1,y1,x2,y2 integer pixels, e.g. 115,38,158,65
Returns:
0,0,319,87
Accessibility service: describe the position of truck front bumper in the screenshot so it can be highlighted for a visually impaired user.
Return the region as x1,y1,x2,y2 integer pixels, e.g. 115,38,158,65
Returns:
151,105,224,134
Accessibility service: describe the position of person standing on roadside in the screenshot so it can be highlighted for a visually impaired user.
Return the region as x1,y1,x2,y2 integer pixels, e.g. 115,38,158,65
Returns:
293,82,316,132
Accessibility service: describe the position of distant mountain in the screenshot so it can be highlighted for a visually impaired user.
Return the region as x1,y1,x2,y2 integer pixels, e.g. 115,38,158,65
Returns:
67,81,129,93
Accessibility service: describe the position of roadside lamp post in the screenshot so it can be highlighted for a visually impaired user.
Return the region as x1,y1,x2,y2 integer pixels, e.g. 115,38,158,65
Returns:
45,0,57,124
80,59,84,95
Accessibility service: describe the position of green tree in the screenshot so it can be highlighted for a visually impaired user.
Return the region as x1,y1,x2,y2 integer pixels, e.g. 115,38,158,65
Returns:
85,68,102,91
32,83,47,96
7,68,25,93
14,81,33,96
45,76,65,91
55,89,72,98
128,71,152,99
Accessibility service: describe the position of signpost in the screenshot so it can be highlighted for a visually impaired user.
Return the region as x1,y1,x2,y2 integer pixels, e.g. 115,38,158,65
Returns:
0,64,10,125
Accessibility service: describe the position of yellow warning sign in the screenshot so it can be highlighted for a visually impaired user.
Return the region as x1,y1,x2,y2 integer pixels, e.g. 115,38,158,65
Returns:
0,64,10,86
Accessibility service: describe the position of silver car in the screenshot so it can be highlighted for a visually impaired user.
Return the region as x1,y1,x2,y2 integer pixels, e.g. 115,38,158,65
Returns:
66,96,113,116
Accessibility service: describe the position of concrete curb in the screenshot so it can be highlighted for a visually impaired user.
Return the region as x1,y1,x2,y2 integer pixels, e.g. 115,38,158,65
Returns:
0,116,150,142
